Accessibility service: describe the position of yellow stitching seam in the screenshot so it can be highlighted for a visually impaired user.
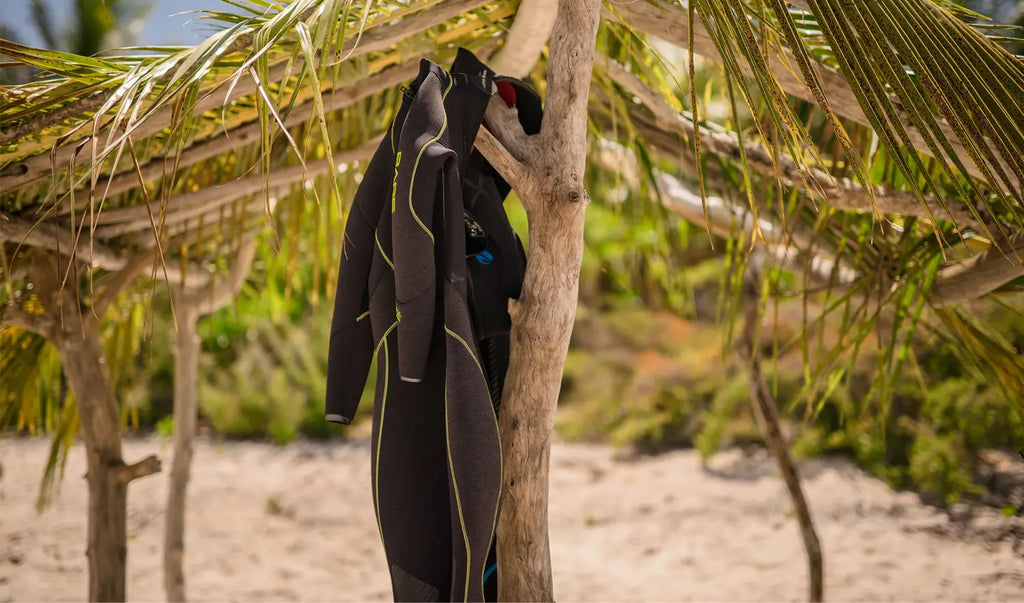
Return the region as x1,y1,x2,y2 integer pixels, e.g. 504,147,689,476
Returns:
445,324,502,600
375,230,394,270
445,378,472,602
373,320,399,544
444,326,483,375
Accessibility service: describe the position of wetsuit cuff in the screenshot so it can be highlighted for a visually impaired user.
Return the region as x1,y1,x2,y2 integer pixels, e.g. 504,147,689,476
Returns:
325,414,352,425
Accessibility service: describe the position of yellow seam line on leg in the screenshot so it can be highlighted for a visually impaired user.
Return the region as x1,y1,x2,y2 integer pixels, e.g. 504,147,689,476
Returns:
444,376,473,602
373,321,399,544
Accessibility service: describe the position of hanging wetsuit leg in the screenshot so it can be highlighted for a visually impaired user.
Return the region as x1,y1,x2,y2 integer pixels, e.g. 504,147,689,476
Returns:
369,277,453,601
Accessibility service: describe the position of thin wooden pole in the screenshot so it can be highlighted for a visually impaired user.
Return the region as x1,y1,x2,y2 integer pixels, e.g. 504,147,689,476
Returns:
740,266,824,602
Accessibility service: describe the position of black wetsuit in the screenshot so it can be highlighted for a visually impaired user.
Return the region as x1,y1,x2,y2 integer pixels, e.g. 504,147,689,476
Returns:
325,49,541,602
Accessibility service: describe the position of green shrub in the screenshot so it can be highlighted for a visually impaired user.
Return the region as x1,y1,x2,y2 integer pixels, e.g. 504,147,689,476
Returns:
556,300,1024,504
197,306,373,443
907,429,983,503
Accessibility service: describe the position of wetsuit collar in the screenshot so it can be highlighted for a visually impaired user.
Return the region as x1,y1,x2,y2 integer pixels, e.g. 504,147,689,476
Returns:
450,47,498,97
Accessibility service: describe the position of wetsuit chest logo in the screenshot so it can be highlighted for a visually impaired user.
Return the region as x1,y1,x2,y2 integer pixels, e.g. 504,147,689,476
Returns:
391,151,402,213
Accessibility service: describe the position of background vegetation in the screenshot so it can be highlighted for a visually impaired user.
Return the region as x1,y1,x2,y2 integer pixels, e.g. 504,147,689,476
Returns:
10,193,1014,507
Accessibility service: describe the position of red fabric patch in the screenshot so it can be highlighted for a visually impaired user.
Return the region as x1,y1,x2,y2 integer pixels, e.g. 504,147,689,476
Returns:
495,80,517,107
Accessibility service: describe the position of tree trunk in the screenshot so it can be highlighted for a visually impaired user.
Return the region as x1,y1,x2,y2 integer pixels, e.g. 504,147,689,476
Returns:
57,324,129,602
1,254,163,602
164,300,200,602
485,0,557,77
497,187,587,601
54,309,159,601
493,0,601,600
740,270,824,602
162,240,255,602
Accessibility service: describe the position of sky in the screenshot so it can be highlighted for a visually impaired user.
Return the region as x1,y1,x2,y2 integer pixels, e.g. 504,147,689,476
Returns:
0,0,237,48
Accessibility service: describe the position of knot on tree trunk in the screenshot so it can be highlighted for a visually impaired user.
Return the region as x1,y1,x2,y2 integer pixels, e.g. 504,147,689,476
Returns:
549,180,587,207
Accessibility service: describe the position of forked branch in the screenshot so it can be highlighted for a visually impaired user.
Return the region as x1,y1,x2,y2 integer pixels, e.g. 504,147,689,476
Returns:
116,455,163,485
476,98,534,194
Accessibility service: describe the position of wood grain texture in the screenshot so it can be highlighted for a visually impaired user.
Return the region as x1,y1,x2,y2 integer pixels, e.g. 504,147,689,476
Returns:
485,0,601,599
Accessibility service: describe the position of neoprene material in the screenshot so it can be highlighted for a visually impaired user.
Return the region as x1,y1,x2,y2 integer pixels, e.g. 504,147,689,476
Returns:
325,48,541,602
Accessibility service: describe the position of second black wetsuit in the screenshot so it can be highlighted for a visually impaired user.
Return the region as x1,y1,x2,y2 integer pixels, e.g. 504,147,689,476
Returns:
325,49,541,602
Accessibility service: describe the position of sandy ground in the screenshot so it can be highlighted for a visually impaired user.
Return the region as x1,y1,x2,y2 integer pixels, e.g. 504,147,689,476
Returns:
1,436,1023,602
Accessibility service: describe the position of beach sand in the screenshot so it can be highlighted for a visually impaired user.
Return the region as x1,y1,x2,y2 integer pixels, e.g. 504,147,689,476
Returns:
1,436,1022,601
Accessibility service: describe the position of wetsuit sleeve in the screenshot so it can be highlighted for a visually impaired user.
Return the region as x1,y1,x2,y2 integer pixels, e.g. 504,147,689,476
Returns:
392,74,453,383
325,209,373,423
325,137,394,424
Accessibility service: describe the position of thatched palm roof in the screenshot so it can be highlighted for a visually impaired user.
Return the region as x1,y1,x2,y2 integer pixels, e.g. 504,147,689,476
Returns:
2,0,1024,393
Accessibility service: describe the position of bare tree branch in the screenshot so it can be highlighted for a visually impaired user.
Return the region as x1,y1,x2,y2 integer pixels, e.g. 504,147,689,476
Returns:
116,455,163,485
0,299,57,339
591,140,856,284
633,127,1024,305
597,133,1024,309
475,128,527,193
152,205,268,246
185,237,258,316
1,214,213,287
484,96,534,161
89,137,381,238
2,213,124,267
739,264,824,603
932,233,1024,305
496,0,601,600
538,6,595,192
90,248,159,318
599,59,986,229
476,97,533,192
485,0,557,77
